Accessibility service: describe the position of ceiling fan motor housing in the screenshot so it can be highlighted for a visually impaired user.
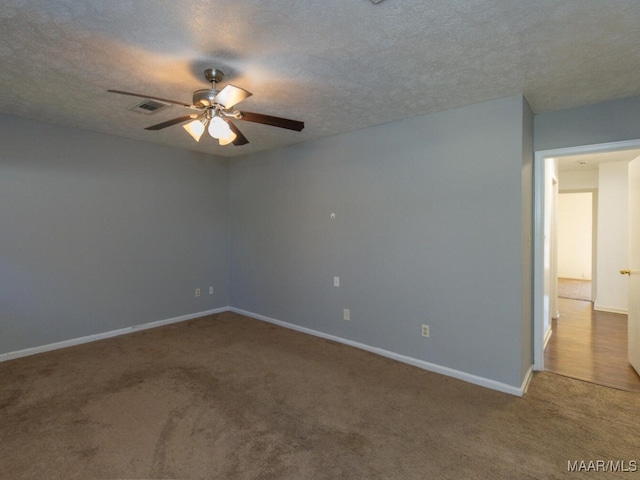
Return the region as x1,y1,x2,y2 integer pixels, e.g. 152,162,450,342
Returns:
193,89,220,108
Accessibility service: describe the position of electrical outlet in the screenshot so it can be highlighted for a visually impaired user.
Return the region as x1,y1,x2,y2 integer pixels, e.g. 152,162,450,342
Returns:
343,309,350,321
195,288,201,297
333,276,340,287
209,286,213,294
421,324,430,337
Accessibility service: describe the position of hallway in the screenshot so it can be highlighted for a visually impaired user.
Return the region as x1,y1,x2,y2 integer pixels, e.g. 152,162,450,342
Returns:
544,297,640,393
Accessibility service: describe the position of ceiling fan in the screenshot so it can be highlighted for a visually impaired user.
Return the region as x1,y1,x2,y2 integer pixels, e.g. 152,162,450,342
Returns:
108,68,304,146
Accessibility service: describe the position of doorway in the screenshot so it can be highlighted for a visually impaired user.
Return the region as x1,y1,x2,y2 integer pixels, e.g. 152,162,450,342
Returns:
533,140,640,392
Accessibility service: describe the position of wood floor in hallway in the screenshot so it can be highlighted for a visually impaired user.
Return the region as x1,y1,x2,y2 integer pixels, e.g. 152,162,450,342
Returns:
544,297,640,393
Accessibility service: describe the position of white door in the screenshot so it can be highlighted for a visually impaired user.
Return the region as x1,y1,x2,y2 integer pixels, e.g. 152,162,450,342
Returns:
627,156,640,375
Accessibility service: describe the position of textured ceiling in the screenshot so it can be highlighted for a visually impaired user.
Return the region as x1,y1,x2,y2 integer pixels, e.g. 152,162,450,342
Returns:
1,0,640,157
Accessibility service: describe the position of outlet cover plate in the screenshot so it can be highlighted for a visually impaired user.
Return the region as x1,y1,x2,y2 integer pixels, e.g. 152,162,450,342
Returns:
421,324,429,337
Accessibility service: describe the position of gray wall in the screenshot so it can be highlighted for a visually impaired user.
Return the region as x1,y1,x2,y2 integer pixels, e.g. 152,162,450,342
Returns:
230,95,532,388
2,94,537,389
0,115,229,354
535,95,640,151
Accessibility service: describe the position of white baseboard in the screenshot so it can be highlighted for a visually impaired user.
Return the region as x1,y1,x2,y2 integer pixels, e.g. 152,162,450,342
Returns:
520,365,534,394
230,307,529,397
3,306,533,396
594,303,628,315
0,307,229,363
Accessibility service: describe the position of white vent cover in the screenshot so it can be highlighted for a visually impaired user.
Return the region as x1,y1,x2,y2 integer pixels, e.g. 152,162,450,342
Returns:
128,99,170,114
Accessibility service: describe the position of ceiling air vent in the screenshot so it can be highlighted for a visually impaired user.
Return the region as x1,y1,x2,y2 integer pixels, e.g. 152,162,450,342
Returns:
128,99,170,114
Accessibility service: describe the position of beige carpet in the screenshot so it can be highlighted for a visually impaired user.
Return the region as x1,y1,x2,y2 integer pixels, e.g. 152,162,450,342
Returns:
1,311,638,479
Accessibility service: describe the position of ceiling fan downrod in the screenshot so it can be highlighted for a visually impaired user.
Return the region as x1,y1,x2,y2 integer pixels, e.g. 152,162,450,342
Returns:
192,69,230,109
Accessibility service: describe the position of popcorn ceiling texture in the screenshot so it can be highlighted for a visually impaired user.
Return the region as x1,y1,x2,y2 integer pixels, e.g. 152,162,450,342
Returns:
1,0,639,157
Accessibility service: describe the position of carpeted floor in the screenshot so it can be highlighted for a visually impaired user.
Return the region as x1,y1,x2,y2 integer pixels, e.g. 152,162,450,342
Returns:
1,311,638,479
557,278,592,302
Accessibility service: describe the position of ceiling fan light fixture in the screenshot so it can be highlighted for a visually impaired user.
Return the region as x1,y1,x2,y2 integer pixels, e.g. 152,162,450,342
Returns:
183,119,206,142
208,116,232,139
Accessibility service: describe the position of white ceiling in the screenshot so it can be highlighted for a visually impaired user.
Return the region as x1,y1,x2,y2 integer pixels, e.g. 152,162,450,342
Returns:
557,148,640,171
1,0,640,157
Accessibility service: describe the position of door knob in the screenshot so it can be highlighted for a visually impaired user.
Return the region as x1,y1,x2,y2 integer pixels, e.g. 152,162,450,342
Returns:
620,269,631,275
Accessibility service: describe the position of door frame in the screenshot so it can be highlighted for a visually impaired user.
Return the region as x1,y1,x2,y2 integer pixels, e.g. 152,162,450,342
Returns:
533,139,640,370
627,156,640,375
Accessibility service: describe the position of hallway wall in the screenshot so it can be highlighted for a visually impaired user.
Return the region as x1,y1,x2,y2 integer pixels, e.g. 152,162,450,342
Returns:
557,192,592,280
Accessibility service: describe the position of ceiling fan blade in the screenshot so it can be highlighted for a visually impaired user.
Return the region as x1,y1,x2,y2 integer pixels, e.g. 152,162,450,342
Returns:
145,115,198,131
223,119,249,146
238,111,304,131
213,85,252,109
108,89,192,108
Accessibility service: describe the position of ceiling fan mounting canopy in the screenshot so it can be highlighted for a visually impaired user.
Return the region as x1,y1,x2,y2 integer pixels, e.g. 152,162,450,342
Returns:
108,67,304,147
204,68,224,84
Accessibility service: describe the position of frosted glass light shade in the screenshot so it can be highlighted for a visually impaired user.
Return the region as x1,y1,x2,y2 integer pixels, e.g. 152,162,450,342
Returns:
208,116,232,139
218,131,237,146
183,120,205,142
